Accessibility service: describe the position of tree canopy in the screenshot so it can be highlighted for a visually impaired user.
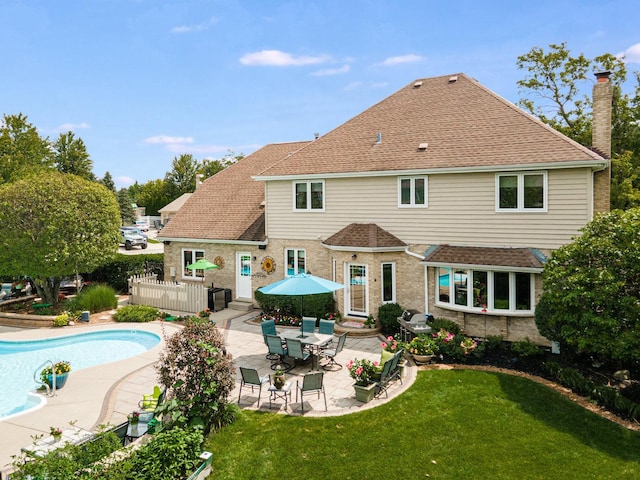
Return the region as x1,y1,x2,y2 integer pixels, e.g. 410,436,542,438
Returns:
0,113,53,184
53,131,95,181
0,172,121,304
535,208,640,366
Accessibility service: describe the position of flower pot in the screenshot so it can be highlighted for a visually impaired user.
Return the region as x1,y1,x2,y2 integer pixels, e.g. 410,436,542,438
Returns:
353,383,376,403
52,434,62,442
46,372,69,389
273,373,286,390
412,354,434,365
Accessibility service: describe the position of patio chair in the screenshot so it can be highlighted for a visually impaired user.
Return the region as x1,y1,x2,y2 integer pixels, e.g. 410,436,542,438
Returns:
285,337,312,369
388,350,404,385
321,332,347,371
238,366,270,406
138,385,164,411
301,317,316,337
265,334,293,371
318,319,335,335
372,359,394,398
261,319,279,360
296,371,327,413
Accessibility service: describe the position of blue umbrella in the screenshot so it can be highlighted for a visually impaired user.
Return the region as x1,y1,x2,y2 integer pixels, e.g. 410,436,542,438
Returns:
258,274,345,334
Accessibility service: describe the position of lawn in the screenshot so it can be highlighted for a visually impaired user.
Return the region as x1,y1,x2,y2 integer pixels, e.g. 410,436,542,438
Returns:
205,369,640,479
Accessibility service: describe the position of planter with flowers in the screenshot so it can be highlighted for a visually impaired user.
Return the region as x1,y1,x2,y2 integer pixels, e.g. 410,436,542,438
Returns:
50,426,63,442
407,335,438,364
40,361,72,389
346,358,378,403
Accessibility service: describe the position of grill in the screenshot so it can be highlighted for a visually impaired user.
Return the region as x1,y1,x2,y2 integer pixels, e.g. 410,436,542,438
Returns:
397,309,433,341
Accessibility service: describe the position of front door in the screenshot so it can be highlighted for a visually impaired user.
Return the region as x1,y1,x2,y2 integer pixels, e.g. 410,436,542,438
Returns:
236,252,252,299
347,263,368,317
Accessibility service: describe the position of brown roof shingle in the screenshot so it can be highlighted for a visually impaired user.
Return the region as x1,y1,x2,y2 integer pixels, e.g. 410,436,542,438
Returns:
323,223,407,249
423,245,546,269
159,141,311,241
257,73,603,178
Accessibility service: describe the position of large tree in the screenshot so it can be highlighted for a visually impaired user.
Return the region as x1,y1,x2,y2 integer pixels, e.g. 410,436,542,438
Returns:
53,131,95,181
517,43,640,210
0,113,53,184
164,153,199,199
535,208,640,366
199,151,243,179
0,172,121,304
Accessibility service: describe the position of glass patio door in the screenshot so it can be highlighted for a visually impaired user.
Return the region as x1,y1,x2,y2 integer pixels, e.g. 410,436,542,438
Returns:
347,263,368,316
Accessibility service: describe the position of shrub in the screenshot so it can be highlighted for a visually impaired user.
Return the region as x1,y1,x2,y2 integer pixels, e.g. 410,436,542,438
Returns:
156,320,235,434
254,289,335,319
511,338,544,358
113,304,159,323
67,284,118,313
89,253,164,292
53,313,70,327
428,317,462,335
377,303,404,336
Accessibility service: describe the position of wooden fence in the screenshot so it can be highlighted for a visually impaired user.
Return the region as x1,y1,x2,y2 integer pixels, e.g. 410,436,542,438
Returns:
128,274,208,314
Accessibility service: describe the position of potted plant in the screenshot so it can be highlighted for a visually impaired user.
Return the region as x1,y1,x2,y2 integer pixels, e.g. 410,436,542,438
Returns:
272,365,286,389
50,426,62,442
40,361,72,389
127,411,140,425
407,335,438,364
346,358,378,402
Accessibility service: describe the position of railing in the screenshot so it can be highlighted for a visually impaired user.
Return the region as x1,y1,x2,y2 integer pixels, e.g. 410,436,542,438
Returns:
34,360,55,397
128,274,207,314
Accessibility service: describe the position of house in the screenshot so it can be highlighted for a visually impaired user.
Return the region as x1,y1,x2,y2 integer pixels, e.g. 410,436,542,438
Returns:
158,193,192,226
159,72,612,343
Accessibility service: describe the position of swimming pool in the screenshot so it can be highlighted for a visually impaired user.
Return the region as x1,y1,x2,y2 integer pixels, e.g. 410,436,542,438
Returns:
0,329,161,420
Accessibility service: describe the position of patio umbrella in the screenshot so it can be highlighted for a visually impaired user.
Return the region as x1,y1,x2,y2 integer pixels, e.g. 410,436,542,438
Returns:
186,258,219,271
258,273,345,334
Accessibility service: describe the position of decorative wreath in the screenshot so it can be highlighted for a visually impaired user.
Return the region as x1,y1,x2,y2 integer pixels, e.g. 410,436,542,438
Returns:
261,256,276,273
213,256,225,269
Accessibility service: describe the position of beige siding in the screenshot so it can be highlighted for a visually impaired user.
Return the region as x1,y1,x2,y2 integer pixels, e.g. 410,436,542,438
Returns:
266,168,592,250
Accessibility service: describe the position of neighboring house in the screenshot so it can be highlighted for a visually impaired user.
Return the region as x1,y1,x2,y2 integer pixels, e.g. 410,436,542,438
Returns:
158,193,192,225
159,72,612,343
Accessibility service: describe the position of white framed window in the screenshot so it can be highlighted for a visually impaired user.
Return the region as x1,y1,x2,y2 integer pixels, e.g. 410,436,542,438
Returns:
182,249,205,279
381,262,396,303
285,248,306,276
398,176,428,207
496,172,547,211
437,267,533,313
294,181,324,211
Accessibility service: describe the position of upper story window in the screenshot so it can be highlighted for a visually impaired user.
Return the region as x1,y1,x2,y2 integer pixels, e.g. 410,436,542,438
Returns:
182,249,205,279
294,181,324,211
496,172,547,212
286,248,306,276
398,176,428,207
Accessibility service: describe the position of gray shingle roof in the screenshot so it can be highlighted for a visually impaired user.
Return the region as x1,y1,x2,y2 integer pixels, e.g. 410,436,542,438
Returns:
159,141,310,241
423,245,546,269
323,223,407,249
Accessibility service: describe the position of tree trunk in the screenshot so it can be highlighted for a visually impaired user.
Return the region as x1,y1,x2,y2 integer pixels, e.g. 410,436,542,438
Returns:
34,277,61,305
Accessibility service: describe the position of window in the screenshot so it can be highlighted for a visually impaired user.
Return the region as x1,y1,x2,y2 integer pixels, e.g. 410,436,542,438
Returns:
437,268,534,313
381,262,396,303
294,181,324,211
496,172,546,211
182,249,205,279
286,248,306,276
398,176,427,207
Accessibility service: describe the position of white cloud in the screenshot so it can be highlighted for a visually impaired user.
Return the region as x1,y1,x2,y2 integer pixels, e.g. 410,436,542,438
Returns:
618,43,640,63
377,54,424,66
144,135,194,145
55,122,90,132
115,176,135,188
240,50,330,66
171,17,218,34
311,64,351,76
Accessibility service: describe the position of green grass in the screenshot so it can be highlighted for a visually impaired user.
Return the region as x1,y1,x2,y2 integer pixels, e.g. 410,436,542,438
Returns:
204,370,640,479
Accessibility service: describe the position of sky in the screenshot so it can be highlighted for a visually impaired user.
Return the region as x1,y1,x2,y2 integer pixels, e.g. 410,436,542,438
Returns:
1,0,639,188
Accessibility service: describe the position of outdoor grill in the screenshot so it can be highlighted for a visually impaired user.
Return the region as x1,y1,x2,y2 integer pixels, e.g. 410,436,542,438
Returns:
397,309,433,342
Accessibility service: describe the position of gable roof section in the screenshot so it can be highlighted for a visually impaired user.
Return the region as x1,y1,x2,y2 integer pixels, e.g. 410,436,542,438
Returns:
423,245,546,271
159,141,310,242
158,193,192,213
256,73,605,179
323,223,407,250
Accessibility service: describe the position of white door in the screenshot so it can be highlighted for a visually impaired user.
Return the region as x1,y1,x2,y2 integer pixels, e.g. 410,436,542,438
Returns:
236,252,252,299
346,263,368,316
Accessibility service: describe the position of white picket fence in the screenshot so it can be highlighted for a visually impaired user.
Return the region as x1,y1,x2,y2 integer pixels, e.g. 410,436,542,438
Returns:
128,274,208,314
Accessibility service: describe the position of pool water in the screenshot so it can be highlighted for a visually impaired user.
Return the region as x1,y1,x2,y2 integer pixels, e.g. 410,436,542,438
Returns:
0,329,161,420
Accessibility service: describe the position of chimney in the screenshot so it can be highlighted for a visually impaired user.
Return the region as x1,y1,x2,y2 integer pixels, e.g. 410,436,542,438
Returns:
592,71,612,213
195,173,204,190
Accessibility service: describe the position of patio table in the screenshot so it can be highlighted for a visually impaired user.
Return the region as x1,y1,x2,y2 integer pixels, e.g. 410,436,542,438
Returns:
279,329,333,370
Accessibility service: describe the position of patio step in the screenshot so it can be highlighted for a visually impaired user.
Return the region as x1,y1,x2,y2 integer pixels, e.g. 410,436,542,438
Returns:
228,298,254,312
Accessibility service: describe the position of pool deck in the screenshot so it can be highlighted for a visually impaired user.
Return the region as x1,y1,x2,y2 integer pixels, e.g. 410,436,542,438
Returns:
0,309,416,475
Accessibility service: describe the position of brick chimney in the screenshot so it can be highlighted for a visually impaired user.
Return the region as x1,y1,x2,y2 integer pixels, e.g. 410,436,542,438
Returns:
592,71,613,213
195,173,204,190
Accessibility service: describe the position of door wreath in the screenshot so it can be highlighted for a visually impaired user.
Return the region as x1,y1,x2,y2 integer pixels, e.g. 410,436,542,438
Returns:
261,256,276,273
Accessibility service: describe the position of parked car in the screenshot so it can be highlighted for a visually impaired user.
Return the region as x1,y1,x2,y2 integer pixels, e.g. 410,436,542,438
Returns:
134,220,150,231
120,226,148,239
60,276,84,293
120,228,148,250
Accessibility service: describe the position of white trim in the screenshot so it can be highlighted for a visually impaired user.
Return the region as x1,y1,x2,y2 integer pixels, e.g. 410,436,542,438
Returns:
381,262,396,304
181,248,205,281
397,176,428,208
284,247,306,277
423,260,543,274
292,180,325,212
495,171,548,212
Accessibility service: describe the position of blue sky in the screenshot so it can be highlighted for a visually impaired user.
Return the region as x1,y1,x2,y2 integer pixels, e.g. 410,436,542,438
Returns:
1,0,639,188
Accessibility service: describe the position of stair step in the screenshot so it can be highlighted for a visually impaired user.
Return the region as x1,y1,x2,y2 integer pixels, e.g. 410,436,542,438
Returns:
228,300,254,312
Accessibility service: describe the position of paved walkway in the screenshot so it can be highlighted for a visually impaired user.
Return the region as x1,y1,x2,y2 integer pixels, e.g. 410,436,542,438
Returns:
0,309,416,475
